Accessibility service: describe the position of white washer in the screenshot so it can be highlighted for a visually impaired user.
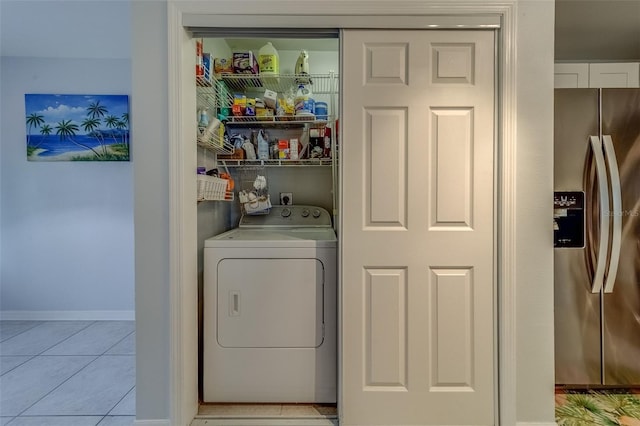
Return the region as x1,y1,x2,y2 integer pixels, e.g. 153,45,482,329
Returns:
203,205,337,403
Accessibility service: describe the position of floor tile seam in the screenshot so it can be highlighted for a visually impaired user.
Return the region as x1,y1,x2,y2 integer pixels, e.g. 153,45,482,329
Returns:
101,330,135,356
106,384,136,416
0,321,43,343
43,322,135,357
5,415,106,426
14,354,101,418
16,354,135,418
32,320,98,357
0,355,36,377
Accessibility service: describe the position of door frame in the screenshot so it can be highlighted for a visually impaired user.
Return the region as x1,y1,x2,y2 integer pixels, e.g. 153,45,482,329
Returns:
166,2,518,425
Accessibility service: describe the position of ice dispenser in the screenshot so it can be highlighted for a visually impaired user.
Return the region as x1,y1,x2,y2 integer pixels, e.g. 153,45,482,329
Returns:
554,191,584,248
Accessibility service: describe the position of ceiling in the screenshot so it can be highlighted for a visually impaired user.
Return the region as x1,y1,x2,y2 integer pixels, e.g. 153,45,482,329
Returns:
0,0,639,60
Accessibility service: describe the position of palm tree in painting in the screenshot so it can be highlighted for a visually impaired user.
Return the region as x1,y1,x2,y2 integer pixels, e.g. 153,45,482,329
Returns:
115,119,128,145
104,115,121,144
33,124,53,149
55,119,102,158
120,112,129,147
26,113,45,146
81,117,107,155
86,100,108,120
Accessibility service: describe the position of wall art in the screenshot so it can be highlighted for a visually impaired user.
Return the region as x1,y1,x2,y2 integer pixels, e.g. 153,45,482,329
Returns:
25,94,130,161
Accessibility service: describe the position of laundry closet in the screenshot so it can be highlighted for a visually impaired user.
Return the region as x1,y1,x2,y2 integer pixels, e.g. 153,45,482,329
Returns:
188,25,498,426
195,33,341,423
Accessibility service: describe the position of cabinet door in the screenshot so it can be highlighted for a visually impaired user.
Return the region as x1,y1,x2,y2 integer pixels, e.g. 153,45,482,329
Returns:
341,29,496,426
589,63,640,88
555,63,589,88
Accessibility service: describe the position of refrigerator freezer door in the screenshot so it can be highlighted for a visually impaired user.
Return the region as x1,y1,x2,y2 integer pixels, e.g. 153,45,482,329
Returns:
601,89,640,385
554,89,603,385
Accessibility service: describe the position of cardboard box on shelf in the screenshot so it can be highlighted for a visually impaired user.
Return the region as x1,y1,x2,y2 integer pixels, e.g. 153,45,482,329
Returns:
233,52,259,75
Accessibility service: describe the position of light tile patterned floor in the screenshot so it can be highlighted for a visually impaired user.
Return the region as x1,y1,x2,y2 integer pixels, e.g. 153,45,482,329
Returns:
0,320,135,426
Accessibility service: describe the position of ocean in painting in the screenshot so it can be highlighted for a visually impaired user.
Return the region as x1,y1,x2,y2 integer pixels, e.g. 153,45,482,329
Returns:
28,132,128,157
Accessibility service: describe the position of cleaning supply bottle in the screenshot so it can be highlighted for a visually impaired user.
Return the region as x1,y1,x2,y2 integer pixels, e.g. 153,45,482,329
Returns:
258,42,279,76
257,129,269,160
294,84,314,116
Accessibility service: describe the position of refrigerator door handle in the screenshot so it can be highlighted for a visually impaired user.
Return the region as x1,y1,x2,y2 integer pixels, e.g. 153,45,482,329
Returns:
602,135,622,293
588,135,610,294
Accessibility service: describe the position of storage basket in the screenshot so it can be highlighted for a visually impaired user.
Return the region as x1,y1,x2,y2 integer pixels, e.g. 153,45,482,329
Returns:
197,175,232,201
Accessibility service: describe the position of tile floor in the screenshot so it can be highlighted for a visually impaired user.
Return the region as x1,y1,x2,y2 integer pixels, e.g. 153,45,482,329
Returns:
0,320,135,426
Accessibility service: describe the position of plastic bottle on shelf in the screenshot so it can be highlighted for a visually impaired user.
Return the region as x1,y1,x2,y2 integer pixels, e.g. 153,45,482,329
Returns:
258,42,279,76
258,42,279,86
294,84,314,117
216,80,231,118
197,108,209,130
257,129,269,160
201,117,221,146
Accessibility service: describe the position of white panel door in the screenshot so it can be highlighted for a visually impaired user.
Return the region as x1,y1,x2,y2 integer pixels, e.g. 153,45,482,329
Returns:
341,30,495,425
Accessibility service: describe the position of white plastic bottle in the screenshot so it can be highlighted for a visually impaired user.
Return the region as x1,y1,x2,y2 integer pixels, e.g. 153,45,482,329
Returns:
257,129,269,160
294,84,314,116
258,42,279,76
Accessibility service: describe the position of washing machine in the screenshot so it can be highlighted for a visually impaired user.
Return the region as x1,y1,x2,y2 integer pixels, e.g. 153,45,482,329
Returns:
203,205,337,403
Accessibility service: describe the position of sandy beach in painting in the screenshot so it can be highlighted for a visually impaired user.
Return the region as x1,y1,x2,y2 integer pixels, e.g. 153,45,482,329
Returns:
28,145,122,161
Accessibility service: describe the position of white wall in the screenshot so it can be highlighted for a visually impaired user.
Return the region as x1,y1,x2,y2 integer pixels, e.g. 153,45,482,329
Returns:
0,1,133,319
0,57,134,319
131,1,171,422
515,2,556,423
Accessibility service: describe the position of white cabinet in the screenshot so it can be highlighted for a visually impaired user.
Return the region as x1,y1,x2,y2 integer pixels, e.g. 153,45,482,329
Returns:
555,62,640,88
589,62,640,88
554,63,589,88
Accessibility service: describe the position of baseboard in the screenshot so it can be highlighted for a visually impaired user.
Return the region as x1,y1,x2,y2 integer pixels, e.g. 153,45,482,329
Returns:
133,420,171,426
0,310,135,321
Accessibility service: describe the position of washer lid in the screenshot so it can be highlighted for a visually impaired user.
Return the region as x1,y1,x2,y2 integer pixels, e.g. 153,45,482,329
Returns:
205,227,337,248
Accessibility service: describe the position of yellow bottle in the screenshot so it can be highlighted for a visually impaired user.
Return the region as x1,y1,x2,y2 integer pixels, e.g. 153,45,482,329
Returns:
258,42,279,76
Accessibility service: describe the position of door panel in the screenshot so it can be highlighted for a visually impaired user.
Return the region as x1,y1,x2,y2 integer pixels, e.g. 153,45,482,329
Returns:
341,29,495,425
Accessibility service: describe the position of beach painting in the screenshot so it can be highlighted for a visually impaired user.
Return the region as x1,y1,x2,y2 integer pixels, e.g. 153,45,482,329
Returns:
25,94,130,161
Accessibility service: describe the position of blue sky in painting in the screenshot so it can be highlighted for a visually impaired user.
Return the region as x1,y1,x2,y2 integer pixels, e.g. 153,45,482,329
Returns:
25,94,129,135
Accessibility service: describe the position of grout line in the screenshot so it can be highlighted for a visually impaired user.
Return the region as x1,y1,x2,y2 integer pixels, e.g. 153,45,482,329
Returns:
0,320,44,343
0,354,36,377
101,329,135,356
4,320,136,422
14,354,101,418
33,320,97,357
106,385,136,416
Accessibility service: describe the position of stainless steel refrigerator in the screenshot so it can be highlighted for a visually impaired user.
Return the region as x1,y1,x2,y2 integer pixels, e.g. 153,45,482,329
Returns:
554,88,640,387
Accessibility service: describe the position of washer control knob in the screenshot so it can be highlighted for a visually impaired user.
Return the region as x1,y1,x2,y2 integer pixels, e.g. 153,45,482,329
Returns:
281,208,291,218
312,209,322,218
301,208,310,217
